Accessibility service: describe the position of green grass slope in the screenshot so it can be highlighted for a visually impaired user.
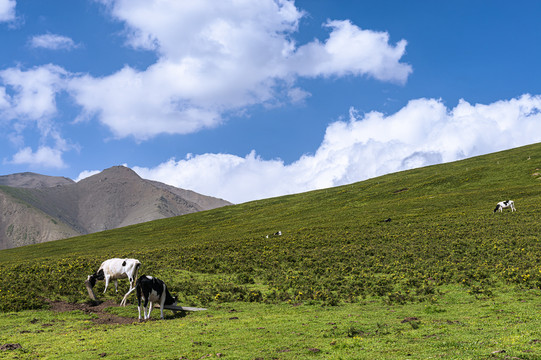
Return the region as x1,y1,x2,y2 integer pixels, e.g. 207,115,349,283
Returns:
1,143,541,311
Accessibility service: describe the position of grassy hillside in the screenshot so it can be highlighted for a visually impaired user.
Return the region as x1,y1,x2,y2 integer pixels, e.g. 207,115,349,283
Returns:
1,143,541,312
2,143,541,359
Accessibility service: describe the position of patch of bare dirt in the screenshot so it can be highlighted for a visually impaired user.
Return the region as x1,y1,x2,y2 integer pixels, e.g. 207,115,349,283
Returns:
48,300,136,325
0,343,22,351
401,317,420,323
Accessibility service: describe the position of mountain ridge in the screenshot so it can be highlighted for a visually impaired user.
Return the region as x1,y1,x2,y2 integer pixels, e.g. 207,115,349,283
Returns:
0,172,75,188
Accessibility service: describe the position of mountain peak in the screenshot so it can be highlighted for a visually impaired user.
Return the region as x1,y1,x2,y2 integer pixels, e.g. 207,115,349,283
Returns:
80,165,142,184
101,165,140,178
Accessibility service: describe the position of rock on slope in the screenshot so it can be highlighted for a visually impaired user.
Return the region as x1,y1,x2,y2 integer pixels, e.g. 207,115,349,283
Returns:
0,166,231,249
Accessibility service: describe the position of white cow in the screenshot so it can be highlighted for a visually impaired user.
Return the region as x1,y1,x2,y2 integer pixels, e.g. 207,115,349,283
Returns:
87,258,141,305
494,200,516,213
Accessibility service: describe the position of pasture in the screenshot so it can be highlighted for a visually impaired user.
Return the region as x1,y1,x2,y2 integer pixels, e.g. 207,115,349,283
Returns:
1,143,541,358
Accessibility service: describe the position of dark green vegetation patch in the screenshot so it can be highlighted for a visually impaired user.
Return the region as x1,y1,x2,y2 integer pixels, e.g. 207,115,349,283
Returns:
1,143,541,312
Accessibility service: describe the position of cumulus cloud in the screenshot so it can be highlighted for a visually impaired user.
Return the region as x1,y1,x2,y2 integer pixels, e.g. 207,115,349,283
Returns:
69,0,411,140
0,0,15,22
69,64,223,139
130,95,541,203
30,33,78,50
8,146,66,168
0,64,72,168
291,20,412,83
0,64,67,121
132,151,290,203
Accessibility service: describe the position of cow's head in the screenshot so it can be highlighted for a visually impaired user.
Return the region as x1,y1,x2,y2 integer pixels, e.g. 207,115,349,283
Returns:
87,274,97,288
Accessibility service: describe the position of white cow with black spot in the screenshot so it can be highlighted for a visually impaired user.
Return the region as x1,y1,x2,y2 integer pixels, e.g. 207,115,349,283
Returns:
87,258,141,305
494,200,516,213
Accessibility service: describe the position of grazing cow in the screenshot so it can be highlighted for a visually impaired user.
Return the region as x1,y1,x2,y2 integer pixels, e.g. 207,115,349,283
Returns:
494,200,516,213
87,258,141,304
265,231,282,238
132,275,177,320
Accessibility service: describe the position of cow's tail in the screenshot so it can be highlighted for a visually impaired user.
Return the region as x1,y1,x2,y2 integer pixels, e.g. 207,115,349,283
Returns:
133,261,141,284
135,275,144,307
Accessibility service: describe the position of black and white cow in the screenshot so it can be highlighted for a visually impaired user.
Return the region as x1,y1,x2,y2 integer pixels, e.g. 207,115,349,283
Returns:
494,200,516,213
134,275,177,320
87,258,141,305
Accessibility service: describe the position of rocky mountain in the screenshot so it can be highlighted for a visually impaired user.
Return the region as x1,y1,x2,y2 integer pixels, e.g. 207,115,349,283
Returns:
0,166,231,249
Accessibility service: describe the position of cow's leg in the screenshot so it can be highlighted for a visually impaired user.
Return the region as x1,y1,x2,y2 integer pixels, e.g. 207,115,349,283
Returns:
103,275,110,293
114,279,119,292
143,297,150,320
160,289,166,319
146,301,153,319
121,286,136,306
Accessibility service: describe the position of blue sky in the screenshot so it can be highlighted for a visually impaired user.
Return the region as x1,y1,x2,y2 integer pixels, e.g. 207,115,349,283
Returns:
1,0,541,203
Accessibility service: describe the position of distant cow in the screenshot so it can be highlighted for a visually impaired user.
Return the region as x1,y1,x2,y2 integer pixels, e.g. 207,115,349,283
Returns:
86,258,141,305
265,231,282,238
494,200,516,213
131,275,178,320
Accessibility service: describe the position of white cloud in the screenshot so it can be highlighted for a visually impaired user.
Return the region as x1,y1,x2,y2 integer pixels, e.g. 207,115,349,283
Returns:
0,0,15,22
30,33,78,50
69,64,223,139
69,0,411,140
99,0,303,58
8,146,66,168
133,151,289,203
132,95,541,203
291,20,412,83
0,64,73,168
0,64,67,121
